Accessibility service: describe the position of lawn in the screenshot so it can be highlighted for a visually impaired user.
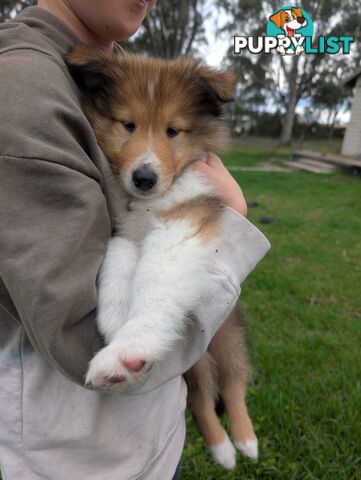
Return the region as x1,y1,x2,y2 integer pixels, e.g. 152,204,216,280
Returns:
180,146,361,479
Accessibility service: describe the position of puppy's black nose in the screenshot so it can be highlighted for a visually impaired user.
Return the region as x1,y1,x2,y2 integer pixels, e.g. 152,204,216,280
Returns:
297,16,305,23
132,167,158,191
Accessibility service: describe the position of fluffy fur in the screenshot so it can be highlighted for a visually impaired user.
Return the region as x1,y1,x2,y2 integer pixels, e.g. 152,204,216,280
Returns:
66,46,258,467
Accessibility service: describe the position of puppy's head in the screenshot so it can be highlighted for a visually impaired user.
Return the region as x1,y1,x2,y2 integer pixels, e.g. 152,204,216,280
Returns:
66,46,236,199
270,8,307,34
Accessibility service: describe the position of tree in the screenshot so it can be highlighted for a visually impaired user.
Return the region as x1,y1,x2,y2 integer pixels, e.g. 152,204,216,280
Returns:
218,0,361,145
0,0,35,22
310,76,351,139
126,0,209,58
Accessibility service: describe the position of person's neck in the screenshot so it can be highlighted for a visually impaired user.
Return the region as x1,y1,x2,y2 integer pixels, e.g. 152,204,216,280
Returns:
37,0,112,48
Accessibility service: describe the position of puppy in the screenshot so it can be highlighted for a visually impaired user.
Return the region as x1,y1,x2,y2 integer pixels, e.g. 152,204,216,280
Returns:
66,46,258,468
270,7,308,55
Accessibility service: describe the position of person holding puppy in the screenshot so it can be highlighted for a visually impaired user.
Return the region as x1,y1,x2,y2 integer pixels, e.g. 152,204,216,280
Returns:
0,1,270,479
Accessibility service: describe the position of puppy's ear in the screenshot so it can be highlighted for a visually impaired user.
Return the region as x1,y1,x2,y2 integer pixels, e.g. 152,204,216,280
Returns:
269,11,283,29
292,7,303,18
196,66,237,116
65,46,118,98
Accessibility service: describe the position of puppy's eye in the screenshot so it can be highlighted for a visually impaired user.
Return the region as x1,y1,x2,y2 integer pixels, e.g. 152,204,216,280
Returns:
285,16,290,21
123,122,136,133
166,127,179,138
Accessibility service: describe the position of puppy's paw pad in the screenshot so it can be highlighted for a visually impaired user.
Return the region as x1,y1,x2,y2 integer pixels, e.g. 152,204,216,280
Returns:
85,347,128,388
209,435,236,470
235,438,258,460
123,359,146,372
85,343,153,390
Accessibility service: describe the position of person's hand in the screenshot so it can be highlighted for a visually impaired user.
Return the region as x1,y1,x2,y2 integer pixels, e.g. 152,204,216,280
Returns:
191,152,247,217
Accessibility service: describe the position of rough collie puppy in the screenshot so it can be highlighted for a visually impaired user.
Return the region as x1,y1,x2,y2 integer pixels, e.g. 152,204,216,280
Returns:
66,46,258,469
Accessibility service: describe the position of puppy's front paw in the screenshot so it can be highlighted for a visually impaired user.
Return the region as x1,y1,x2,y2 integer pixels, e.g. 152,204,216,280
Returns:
85,343,153,391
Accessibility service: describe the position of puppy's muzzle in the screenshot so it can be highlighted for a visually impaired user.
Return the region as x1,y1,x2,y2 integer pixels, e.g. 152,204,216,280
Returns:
132,166,158,192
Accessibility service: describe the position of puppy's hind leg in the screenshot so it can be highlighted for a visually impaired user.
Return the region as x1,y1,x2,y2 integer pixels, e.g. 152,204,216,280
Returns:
185,353,236,470
209,306,258,460
222,379,258,460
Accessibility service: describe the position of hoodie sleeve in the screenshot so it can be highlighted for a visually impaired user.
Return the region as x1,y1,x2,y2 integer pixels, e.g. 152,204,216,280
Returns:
0,49,111,386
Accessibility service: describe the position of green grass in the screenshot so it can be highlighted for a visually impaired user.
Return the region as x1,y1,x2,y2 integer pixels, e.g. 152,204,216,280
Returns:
222,145,290,167
180,148,361,479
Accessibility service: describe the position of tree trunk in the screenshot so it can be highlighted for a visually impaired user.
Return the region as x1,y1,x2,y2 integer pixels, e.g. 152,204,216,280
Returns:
139,0,205,58
328,108,338,140
279,56,300,146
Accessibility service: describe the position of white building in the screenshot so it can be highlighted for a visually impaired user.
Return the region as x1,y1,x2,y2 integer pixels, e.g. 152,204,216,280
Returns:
342,70,361,158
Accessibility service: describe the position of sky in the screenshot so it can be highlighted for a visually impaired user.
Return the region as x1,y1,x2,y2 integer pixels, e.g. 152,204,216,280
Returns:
204,35,229,66
201,8,230,66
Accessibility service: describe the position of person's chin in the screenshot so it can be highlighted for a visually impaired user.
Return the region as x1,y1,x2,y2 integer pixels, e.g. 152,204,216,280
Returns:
100,23,140,42
116,21,143,41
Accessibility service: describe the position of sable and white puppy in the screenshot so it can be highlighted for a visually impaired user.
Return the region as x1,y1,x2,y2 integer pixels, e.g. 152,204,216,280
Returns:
66,47,258,468
270,7,308,55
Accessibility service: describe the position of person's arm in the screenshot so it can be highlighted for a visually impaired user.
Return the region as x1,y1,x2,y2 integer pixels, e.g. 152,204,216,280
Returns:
0,50,111,386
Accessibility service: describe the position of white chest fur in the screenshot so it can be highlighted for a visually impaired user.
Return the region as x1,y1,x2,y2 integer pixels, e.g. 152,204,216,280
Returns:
112,167,215,245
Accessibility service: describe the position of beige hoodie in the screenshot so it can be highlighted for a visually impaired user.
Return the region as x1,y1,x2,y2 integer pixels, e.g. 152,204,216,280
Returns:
0,7,270,479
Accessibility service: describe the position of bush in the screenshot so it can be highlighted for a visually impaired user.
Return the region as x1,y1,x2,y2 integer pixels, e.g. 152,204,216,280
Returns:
232,111,345,140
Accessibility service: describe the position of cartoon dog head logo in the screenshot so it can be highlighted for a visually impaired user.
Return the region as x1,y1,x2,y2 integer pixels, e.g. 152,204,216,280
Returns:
270,7,307,37
267,6,313,56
